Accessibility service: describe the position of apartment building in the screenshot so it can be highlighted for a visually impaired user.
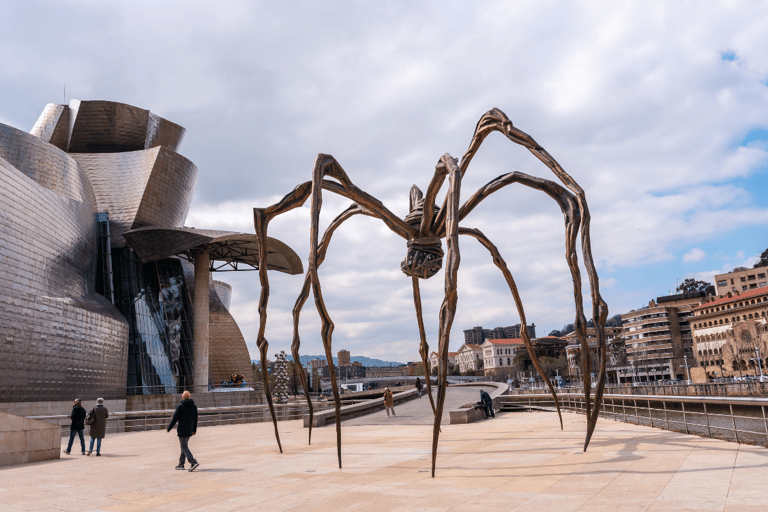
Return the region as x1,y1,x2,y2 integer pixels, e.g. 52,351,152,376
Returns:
463,324,536,345
689,287,768,380
456,343,484,372
714,268,768,295
429,351,458,371
618,292,705,383
482,339,524,379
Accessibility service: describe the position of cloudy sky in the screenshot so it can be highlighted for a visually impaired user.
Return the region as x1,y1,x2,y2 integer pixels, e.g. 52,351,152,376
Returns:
2,1,767,363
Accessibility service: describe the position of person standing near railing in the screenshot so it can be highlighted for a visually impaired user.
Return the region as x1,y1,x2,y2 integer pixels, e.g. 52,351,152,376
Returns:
64,398,86,455
167,390,199,471
87,398,109,456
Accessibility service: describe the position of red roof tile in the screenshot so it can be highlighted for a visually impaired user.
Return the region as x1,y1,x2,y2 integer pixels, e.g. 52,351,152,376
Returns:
485,338,524,345
694,287,768,310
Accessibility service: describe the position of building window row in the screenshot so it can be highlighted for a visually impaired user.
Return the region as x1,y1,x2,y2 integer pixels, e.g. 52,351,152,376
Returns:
693,310,767,328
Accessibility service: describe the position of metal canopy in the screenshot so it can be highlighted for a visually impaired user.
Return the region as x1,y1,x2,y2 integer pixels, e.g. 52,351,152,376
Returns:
123,226,303,275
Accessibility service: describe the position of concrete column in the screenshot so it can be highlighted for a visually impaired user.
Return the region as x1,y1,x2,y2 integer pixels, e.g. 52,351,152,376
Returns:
193,251,210,393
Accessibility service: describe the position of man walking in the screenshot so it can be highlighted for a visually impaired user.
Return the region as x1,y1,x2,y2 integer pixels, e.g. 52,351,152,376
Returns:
64,398,86,455
167,390,199,471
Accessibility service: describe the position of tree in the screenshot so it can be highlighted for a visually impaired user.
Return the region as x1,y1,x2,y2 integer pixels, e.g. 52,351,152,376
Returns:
676,278,715,295
608,336,627,366
548,323,575,337
754,248,768,268
605,314,623,328
732,266,748,272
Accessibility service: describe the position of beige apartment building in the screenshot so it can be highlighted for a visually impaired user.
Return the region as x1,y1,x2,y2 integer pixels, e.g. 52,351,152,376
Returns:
618,292,705,383
715,268,768,295
456,343,484,372
337,349,351,366
429,351,458,372
482,339,524,379
689,287,768,380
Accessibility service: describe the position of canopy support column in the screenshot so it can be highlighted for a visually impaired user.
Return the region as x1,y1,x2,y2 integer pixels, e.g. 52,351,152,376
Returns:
193,251,210,393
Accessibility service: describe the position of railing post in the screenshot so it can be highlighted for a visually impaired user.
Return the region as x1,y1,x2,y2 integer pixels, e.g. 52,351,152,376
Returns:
763,405,768,447
682,402,688,435
663,401,669,430
730,404,739,443
703,402,711,438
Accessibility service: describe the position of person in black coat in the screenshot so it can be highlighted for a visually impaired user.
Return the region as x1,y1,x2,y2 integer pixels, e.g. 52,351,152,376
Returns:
480,389,495,419
64,398,87,455
167,390,199,471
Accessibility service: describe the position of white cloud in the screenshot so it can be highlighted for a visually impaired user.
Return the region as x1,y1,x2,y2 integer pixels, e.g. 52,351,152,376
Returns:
683,248,706,263
3,1,768,363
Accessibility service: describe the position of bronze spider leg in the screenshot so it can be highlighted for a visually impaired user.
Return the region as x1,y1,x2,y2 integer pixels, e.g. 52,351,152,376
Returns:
307,155,416,468
457,226,563,429
436,108,608,451
254,155,415,457
411,277,436,414
290,204,374,445
431,153,462,477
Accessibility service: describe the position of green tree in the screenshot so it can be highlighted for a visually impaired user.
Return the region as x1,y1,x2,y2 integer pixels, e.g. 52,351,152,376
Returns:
754,248,768,268
676,278,715,295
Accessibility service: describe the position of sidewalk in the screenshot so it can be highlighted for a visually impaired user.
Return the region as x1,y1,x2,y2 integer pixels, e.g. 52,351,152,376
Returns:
1,410,767,511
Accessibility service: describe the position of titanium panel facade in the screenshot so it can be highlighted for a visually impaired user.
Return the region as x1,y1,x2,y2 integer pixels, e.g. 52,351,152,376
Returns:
1,98,297,402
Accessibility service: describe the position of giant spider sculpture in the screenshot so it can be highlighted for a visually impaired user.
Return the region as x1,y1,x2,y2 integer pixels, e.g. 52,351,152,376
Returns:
253,108,608,477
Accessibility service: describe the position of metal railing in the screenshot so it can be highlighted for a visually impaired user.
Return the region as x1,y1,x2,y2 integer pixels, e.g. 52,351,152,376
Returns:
499,393,768,447
31,402,337,436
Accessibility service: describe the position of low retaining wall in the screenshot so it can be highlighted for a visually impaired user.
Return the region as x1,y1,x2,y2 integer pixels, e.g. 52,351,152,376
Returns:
448,382,508,424
304,388,420,427
0,412,61,466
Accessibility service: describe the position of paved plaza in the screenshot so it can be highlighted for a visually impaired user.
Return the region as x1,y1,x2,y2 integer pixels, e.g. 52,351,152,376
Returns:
3,396,768,512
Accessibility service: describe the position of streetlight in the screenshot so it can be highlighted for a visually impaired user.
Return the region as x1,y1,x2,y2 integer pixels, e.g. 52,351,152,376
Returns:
683,355,691,384
630,360,636,386
754,347,764,382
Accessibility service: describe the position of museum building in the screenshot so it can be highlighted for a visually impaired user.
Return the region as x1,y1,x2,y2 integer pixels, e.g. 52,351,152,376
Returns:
0,100,301,406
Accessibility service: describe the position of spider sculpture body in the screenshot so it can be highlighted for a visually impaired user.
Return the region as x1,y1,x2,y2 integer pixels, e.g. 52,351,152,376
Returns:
253,109,608,477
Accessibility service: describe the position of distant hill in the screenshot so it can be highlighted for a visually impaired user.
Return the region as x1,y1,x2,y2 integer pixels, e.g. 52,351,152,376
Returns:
252,355,406,367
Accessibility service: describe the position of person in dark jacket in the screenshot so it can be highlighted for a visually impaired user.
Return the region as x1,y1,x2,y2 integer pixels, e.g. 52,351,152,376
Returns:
415,377,423,398
480,389,495,419
64,398,87,455
167,390,199,471
87,398,109,456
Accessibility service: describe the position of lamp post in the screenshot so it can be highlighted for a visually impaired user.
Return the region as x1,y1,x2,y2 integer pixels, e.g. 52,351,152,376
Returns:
630,360,636,386
683,355,691,384
755,347,764,382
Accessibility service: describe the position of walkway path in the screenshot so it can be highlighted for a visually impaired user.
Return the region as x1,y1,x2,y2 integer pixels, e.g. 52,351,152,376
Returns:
1,410,767,511
342,386,486,426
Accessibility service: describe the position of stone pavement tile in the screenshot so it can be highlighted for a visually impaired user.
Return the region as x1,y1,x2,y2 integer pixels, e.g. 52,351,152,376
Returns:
723,446,768,508
510,492,592,512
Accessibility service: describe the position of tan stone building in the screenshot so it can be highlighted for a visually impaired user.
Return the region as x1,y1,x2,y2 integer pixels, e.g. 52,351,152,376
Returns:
619,292,706,383
714,268,768,295
690,287,768,380
429,351,458,372
337,349,351,366
482,339,524,379
456,343,484,372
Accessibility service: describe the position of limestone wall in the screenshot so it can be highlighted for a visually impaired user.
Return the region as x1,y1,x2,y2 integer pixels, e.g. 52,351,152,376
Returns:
0,412,61,466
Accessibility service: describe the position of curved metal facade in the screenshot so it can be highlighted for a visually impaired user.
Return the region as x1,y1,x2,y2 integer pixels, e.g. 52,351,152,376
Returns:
0,127,128,402
1,99,289,401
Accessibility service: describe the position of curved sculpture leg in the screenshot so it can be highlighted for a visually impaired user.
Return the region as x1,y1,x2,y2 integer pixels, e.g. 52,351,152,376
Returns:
431,154,461,477
412,276,436,414
253,208,282,453
449,109,608,451
459,227,563,428
291,204,369,445
309,155,343,468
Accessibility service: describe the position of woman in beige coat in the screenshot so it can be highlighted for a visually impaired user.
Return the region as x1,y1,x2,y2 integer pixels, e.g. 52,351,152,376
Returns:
383,388,395,417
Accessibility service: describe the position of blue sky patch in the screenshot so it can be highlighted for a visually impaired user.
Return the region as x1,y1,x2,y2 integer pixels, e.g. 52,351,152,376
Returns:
721,50,737,61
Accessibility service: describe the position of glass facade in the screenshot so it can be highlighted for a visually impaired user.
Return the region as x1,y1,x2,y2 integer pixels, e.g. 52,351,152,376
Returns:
112,248,195,395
